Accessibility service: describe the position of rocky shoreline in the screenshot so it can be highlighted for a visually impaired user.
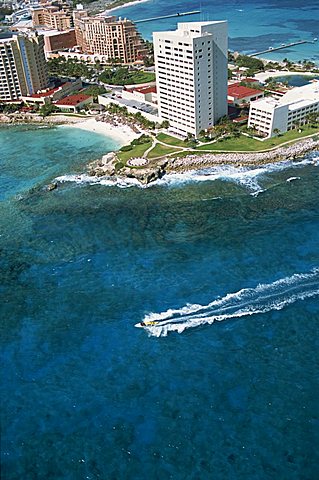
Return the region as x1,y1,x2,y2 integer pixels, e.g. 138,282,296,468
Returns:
3,113,317,185
87,135,319,185
0,113,86,125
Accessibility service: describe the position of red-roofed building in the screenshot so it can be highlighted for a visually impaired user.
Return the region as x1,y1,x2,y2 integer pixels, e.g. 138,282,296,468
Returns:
54,93,93,112
21,79,82,105
122,84,157,104
227,83,264,106
132,85,157,95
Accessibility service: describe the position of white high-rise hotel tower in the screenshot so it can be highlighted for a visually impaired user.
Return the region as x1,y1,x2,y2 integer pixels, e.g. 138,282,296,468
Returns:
154,21,228,137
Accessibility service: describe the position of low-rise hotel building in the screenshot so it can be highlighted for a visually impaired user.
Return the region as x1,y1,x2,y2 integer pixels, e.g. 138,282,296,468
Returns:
227,83,264,107
54,92,93,112
0,32,49,101
248,81,319,137
73,10,147,64
122,85,157,104
153,21,228,137
21,78,82,104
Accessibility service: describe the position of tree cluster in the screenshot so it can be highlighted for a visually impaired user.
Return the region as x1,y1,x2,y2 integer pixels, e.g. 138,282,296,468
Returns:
0,102,19,114
120,134,151,151
99,67,155,85
83,85,107,99
0,5,12,20
106,102,155,130
47,57,94,80
235,55,264,74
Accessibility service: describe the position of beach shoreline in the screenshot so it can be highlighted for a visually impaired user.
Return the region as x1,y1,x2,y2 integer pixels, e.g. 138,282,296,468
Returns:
2,112,318,186
0,113,140,146
61,117,140,145
102,0,151,15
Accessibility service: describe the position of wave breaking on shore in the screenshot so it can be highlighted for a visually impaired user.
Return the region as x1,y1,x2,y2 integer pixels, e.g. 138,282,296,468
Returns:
56,153,318,194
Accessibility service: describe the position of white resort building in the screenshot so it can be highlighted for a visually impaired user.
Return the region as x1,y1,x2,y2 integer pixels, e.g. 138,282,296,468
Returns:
248,81,319,138
153,21,228,137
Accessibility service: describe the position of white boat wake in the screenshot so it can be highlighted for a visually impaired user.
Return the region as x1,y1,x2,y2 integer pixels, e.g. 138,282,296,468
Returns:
139,268,319,337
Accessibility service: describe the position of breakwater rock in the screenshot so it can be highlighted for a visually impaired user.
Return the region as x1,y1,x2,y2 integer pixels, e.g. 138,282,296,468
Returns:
0,113,44,124
170,136,319,172
88,153,168,184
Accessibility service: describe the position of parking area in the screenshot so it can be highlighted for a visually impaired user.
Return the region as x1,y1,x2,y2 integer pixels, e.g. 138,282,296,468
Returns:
106,93,158,116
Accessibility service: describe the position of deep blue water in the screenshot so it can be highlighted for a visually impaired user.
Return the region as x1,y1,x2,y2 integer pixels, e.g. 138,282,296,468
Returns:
1,125,319,479
114,0,319,63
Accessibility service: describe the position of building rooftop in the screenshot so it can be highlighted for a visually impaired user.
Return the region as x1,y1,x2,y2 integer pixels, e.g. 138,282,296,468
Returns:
127,85,157,94
228,83,263,99
30,86,62,98
55,93,91,106
0,37,13,43
37,28,75,37
250,80,319,111
153,20,227,39
26,83,73,98
288,98,319,111
279,80,319,105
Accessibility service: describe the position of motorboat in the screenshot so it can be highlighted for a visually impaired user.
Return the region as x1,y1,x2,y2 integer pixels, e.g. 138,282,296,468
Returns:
135,320,159,328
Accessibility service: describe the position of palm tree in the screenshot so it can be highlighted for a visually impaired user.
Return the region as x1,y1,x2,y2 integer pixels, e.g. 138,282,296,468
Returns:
273,128,281,136
305,112,318,126
213,124,226,138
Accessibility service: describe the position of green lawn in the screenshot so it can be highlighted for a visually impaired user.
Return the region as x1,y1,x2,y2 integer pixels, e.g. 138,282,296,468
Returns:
166,150,201,159
262,126,318,148
128,72,156,84
196,126,319,152
116,125,319,163
117,141,152,162
147,143,180,159
156,133,187,147
197,136,264,152
99,69,155,85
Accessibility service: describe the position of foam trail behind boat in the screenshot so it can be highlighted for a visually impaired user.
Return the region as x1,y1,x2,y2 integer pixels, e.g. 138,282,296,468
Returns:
141,268,319,337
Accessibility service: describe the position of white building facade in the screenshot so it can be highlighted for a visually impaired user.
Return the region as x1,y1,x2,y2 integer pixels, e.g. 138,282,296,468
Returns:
248,81,319,137
153,21,228,137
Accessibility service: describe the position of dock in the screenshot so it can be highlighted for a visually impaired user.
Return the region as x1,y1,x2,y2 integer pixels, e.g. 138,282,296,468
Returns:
134,10,200,24
249,40,315,57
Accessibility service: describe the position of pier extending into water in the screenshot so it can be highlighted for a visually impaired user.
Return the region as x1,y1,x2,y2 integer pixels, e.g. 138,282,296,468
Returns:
249,40,315,57
134,10,200,24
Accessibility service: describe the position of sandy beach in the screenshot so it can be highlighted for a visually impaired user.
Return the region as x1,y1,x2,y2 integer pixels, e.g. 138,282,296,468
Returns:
0,113,140,146
102,0,151,15
62,117,140,145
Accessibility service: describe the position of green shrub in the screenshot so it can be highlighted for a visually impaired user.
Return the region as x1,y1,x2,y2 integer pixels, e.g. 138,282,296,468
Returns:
115,161,124,171
120,145,133,152
131,134,151,146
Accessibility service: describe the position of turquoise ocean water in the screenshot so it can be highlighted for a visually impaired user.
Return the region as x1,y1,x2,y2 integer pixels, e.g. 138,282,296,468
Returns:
115,0,319,63
1,124,319,479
